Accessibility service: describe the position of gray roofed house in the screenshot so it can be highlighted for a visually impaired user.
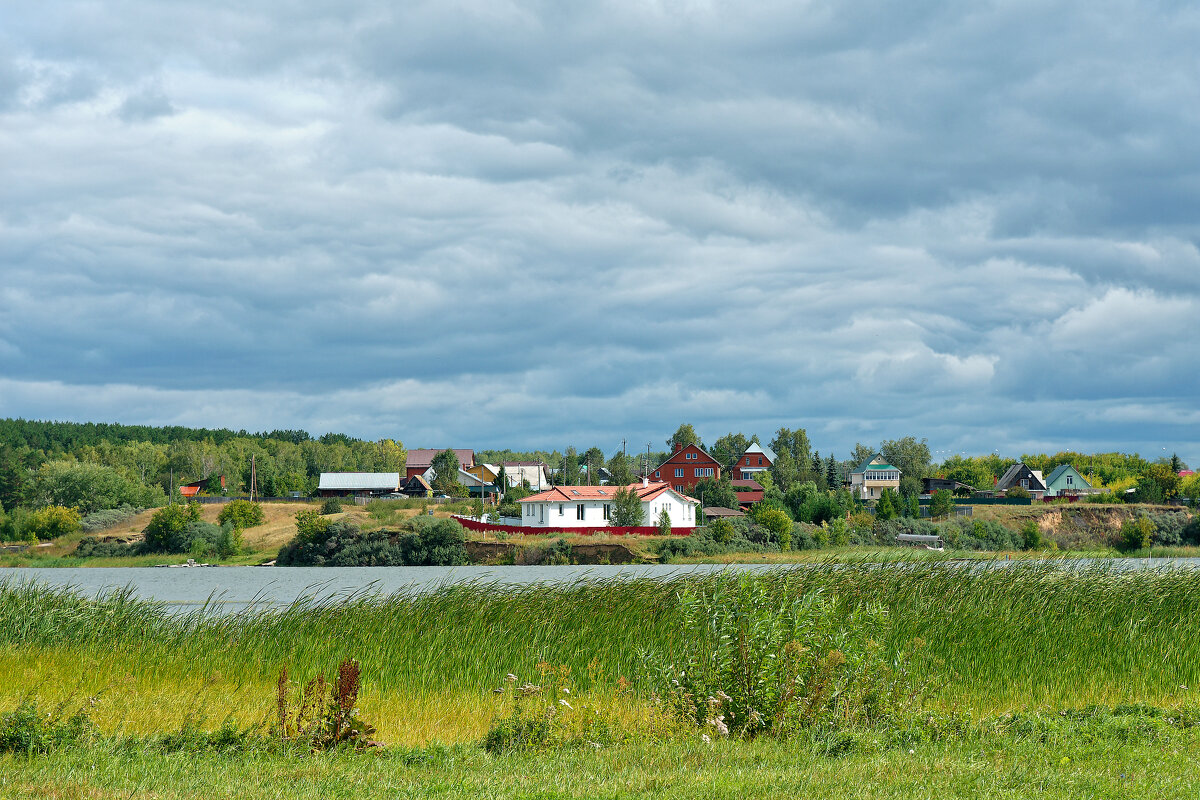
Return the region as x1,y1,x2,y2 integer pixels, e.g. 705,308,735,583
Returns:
994,463,1048,499
317,472,401,497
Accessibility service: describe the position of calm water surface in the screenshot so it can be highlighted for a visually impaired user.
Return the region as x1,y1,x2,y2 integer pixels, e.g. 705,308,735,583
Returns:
4,558,1200,613
0,564,788,612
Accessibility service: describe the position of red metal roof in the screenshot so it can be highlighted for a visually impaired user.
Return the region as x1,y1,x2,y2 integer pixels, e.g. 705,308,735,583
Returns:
521,481,698,505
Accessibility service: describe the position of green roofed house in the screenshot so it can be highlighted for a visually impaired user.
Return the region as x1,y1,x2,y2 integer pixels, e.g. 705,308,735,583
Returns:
849,454,902,500
1044,464,1093,498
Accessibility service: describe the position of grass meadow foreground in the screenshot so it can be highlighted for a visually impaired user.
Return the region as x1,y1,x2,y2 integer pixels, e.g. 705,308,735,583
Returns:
3,560,1200,798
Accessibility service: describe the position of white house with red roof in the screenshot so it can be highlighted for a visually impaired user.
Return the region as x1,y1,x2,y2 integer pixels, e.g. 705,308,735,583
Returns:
517,480,698,529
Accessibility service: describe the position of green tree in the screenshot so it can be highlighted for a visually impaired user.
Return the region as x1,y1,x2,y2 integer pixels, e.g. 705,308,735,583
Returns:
710,432,755,473
880,437,932,495
811,451,827,490
431,449,464,495
850,442,875,467
875,489,898,521
143,503,202,552
1021,519,1043,550
1117,516,1154,552
558,447,581,485
928,489,955,519
770,428,812,483
825,455,839,489
694,477,738,510
657,507,672,536
755,507,793,548
769,450,799,492
667,424,702,452
606,452,635,487
709,518,735,544
582,447,605,484
1006,485,1031,499
609,487,645,527
0,445,30,512
34,461,159,514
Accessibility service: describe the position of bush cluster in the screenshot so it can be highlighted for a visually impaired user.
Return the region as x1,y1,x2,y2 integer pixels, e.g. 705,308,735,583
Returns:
276,514,470,567
80,505,142,533
656,518,776,561
217,499,265,530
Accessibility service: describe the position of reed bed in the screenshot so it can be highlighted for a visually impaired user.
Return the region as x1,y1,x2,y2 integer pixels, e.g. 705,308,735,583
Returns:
3,559,1199,742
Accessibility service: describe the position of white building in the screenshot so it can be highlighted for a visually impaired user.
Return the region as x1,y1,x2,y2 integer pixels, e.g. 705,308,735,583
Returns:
517,480,698,529
502,461,553,491
848,454,902,500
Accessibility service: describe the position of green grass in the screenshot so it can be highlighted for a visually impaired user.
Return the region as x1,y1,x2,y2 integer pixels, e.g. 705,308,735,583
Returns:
4,560,1200,795
3,721,1199,799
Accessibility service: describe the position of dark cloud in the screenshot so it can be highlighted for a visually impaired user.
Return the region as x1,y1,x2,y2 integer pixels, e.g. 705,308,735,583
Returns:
0,1,1198,464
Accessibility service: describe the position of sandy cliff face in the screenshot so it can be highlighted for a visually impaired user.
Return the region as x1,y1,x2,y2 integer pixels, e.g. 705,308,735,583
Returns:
1035,505,1191,549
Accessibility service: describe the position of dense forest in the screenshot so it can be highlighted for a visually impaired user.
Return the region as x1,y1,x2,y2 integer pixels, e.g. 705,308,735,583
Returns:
0,418,405,514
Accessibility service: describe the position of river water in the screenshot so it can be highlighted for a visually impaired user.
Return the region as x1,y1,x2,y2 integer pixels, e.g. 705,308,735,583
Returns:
4,558,1200,613
0,564,788,612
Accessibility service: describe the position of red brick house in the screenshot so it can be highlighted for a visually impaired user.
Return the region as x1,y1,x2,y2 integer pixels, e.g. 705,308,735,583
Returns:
652,443,721,493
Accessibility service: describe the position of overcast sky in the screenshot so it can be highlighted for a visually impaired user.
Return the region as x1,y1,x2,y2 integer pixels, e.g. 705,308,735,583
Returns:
1,1,1197,463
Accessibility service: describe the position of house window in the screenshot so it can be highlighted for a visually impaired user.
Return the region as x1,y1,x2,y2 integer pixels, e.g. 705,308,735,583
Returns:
603,504,611,520
577,504,585,520
1020,479,1028,489
745,457,751,465
695,467,713,478
757,457,763,466
675,485,684,492
675,468,684,478
1066,476,1073,486
655,471,660,479
558,504,564,515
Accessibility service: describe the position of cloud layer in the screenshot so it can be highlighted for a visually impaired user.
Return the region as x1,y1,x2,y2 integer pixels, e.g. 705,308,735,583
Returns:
1,1,1197,461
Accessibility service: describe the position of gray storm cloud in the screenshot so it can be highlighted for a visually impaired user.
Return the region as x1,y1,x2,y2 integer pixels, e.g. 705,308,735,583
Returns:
0,1,1197,461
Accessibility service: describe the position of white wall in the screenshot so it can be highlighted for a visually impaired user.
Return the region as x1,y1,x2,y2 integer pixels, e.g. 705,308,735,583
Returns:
519,490,697,528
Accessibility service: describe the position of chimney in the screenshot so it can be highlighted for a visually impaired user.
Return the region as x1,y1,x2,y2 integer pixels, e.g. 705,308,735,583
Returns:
674,442,683,453
642,476,649,487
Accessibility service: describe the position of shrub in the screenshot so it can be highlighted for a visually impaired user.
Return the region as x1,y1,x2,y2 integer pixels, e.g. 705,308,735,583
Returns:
218,499,265,530
80,505,141,533
23,505,82,540
709,518,735,545
483,664,619,753
277,516,469,567
0,701,94,754
1005,486,1031,499
320,497,343,515
75,537,142,558
657,508,672,536
1021,520,1043,551
143,503,202,552
1117,516,1154,553
756,508,793,542
649,577,926,739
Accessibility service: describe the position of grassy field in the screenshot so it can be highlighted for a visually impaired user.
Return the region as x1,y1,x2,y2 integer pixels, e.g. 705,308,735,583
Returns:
3,561,1199,796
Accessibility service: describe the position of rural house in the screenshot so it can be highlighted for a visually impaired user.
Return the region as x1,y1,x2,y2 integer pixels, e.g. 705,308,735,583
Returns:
994,462,1048,500
653,443,722,492
405,449,475,479
517,480,698,529
502,461,552,491
1044,464,1093,497
848,454,901,500
736,443,775,480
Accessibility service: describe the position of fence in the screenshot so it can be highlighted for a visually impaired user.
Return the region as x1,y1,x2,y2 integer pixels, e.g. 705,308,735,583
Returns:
192,495,311,504
454,516,692,537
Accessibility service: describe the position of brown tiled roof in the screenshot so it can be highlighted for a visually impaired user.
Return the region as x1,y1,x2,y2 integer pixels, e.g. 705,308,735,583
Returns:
407,449,475,468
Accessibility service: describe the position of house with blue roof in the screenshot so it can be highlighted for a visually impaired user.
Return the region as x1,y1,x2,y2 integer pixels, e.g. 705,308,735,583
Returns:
849,454,901,500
